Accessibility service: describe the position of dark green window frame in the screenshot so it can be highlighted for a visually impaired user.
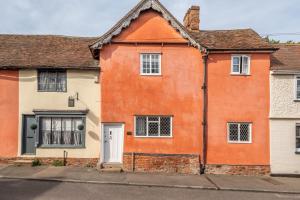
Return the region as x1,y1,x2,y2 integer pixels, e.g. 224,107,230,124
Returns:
35,113,86,149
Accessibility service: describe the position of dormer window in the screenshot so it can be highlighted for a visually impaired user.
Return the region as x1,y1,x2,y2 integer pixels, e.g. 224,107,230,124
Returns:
140,53,161,75
231,55,250,75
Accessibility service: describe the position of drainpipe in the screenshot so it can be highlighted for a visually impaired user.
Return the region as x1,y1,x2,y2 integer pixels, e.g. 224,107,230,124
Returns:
201,51,209,174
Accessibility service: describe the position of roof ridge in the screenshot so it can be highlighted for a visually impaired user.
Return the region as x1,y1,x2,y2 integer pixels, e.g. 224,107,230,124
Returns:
200,28,253,32
0,34,97,39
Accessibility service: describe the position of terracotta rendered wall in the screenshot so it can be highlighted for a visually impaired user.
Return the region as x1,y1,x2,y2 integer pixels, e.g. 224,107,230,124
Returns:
206,53,270,165
0,70,19,157
100,10,203,155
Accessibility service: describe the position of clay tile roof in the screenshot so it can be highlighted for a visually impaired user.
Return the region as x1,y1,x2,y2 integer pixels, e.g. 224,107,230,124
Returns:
0,34,99,69
271,44,300,70
191,29,276,51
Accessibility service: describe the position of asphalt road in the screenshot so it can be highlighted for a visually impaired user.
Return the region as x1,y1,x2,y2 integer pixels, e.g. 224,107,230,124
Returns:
0,179,300,200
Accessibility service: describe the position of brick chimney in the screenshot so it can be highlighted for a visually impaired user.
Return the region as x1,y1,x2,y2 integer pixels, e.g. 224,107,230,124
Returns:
183,6,200,32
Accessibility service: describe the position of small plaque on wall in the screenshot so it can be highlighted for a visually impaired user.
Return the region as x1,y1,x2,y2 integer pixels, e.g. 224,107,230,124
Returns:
127,131,132,135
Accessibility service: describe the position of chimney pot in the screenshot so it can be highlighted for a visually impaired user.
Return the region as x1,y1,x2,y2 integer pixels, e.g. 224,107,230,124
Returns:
183,5,200,32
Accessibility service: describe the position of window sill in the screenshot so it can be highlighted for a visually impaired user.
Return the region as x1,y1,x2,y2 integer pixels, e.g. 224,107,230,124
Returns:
294,99,300,102
230,73,251,76
228,141,252,144
296,150,300,154
134,136,173,138
38,145,85,149
140,74,162,76
37,90,67,93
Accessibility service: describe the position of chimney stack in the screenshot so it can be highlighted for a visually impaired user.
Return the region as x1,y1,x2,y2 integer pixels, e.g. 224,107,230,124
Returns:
183,6,200,32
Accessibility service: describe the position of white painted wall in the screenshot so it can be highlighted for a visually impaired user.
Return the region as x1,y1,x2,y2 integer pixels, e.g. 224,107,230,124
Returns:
270,73,300,174
18,69,101,158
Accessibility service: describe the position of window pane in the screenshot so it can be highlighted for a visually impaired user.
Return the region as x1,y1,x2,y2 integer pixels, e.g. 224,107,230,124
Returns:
296,138,300,148
229,124,239,141
62,118,72,145
142,54,151,74
151,54,160,74
240,124,250,141
136,116,147,136
233,57,240,65
296,126,300,137
148,122,159,136
41,118,51,145
148,116,159,122
52,118,62,144
242,56,249,74
160,117,171,136
72,118,83,145
57,72,67,92
233,65,240,73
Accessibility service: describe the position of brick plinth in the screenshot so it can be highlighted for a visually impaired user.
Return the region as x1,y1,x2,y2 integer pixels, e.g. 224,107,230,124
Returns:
0,157,98,167
123,153,201,174
205,164,270,176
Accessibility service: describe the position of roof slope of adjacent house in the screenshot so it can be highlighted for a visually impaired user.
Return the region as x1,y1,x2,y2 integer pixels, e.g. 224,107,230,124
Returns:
0,35,99,69
271,44,300,70
191,29,275,51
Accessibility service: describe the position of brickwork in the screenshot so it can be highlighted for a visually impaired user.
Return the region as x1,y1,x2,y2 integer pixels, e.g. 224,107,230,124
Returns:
205,164,270,176
123,153,201,174
183,6,200,32
0,157,98,167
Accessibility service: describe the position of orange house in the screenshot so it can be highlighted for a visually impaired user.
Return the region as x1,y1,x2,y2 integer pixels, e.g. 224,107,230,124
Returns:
0,70,19,158
89,0,277,174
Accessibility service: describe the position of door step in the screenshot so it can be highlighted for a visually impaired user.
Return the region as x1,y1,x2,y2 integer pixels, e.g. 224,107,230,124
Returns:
13,159,34,166
98,163,123,173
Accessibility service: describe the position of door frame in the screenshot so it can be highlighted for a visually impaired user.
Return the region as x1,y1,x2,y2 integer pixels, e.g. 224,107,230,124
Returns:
100,123,125,164
21,114,36,155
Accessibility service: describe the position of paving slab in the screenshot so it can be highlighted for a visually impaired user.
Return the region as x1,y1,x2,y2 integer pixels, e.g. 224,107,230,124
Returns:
207,174,300,193
125,173,215,189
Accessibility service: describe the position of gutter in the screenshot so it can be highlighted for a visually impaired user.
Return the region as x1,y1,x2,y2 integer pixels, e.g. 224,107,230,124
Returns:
201,51,209,174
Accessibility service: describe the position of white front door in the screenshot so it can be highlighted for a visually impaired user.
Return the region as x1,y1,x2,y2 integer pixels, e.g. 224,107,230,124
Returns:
103,124,124,163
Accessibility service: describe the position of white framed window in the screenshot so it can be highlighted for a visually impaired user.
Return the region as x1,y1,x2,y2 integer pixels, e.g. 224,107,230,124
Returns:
134,116,172,137
140,53,161,75
231,55,250,75
295,76,300,100
227,122,252,143
296,124,300,152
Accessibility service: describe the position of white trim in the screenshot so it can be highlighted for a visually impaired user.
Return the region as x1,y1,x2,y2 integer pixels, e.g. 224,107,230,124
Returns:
140,53,162,76
100,123,125,164
230,55,251,75
227,122,252,144
134,116,173,138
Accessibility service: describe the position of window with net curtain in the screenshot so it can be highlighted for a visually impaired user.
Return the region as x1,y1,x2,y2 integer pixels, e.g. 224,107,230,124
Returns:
38,69,67,92
40,117,84,147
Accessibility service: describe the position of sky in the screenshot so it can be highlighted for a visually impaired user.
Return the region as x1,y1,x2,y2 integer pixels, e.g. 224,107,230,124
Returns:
0,0,299,42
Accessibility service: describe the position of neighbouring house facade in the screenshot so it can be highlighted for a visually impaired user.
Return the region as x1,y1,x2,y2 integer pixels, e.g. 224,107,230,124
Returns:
0,0,280,174
270,44,300,175
0,35,101,166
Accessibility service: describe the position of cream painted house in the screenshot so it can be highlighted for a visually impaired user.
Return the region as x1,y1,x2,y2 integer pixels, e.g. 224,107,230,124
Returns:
270,44,300,174
4,35,102,166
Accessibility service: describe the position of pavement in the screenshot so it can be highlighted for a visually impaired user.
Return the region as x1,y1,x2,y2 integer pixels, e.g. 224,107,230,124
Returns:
0,164,299,194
